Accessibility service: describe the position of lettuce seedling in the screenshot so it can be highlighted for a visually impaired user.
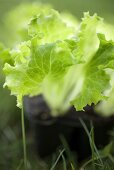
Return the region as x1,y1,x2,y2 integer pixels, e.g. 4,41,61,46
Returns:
3,9,114,116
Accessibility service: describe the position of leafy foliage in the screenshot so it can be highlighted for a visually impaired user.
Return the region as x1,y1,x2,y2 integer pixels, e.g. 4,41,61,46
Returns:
2,8,114,116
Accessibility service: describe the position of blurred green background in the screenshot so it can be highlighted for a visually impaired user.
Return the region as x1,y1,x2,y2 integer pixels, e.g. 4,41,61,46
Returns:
0,0,114,23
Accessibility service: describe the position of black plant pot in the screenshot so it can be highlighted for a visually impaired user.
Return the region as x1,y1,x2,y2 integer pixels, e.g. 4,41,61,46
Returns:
24,95,114,161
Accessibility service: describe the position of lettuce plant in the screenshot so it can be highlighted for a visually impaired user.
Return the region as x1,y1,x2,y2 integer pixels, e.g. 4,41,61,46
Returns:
2,8,114,116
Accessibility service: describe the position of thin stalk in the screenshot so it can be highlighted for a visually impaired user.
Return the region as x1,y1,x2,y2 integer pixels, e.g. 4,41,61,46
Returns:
16,159,23,170
50,149,65,170
60,135,77,169
61,151,67,170
80,154,108,169
90,127,96,170
71,163,75,170
21,100,27,170
79,118,103,169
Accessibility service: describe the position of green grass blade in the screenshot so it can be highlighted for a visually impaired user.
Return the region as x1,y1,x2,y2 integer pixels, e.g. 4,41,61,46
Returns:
16,159,23,170
50,149,65,170
61,151,67,170
79,118,103,168
21,99,27,170
60,135,77,169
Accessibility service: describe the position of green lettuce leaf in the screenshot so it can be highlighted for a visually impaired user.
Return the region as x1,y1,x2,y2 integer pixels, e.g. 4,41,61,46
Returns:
95,69,114,116
2,3,78,48
72,34,114,110
3,8,78,115
28,9,77,44
41,12,105,114
4,39,76,109
74,12,101,62
3,10,114,116
98,21,114,41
